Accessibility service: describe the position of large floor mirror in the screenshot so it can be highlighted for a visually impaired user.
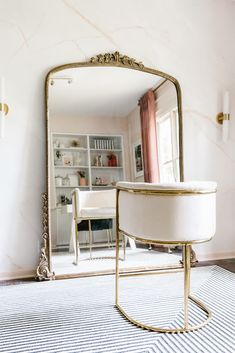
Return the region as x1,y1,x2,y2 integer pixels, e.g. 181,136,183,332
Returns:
36,52,184,280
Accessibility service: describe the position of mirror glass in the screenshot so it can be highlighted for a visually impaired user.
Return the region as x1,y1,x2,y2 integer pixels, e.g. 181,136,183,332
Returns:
47,59,182,278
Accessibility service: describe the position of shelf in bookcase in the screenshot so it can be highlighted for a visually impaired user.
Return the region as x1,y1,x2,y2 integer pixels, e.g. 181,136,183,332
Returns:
56,185,89,188
54,165,88,169
91,166,123,169
90,149,122,152
92,185,114,188
54,147,87,151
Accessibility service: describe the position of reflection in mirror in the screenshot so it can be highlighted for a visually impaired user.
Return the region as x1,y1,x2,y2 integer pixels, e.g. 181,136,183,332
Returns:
47,62,182,278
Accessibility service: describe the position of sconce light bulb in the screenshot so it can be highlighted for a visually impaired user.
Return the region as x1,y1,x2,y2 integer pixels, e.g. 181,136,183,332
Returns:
223,119,229,142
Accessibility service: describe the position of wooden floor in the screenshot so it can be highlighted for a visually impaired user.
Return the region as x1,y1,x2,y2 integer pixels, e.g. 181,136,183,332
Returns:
196,258,235,273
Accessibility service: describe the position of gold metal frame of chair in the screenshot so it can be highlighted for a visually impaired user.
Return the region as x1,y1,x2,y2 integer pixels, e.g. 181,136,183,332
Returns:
74,217,126,266
115,187,214,334
72,189,126,266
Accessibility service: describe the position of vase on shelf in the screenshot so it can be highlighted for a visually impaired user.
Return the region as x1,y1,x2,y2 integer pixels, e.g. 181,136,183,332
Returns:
74,152,81,166
55,176,63,186
107,153,117,167
79,177,86,186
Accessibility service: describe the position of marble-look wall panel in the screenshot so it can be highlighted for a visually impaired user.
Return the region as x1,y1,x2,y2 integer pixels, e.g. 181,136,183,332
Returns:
0,0,234,278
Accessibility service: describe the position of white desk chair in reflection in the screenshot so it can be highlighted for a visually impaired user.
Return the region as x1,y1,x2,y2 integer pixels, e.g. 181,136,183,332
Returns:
115,181,217,333
71,188,134,265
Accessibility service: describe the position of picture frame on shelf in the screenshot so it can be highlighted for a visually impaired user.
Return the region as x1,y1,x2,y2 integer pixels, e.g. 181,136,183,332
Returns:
62,154,73,166
133,140,144,178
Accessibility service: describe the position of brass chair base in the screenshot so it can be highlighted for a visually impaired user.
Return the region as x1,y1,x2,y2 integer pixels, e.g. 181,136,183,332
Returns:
74,217,126,265
116,294,211,334
115,232,212,334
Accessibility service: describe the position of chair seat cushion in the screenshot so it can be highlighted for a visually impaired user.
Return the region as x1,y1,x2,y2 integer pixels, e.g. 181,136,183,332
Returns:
80,207,115,219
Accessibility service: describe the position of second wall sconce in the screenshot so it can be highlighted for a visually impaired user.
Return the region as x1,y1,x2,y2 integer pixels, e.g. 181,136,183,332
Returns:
217,91,230,142
0,77,9,139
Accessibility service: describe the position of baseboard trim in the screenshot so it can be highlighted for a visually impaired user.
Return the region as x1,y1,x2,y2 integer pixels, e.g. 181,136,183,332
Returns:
197,251,235,262
0,270,35,281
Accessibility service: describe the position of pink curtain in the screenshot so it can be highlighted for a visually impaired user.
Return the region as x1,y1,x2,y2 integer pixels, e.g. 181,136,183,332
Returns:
139,90,159,183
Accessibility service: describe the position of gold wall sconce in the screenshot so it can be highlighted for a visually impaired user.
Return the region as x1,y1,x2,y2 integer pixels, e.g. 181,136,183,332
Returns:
217,91,230,142
49,77,73,85
0,78,9,138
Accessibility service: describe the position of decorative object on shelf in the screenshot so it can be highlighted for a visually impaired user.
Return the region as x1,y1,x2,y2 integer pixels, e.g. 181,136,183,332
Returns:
71,139,80,147
98,155,103,166
216,91,230,142
62,154,73,166
93,176,109,186
68,174,78,187
61,195,71,205
78,170,86,186
107,153,117,167
55,150,63,165
53,140,60,148
62,175,70,186
94,139,114,150
0,77,9,139
74,152,81,166
55,175,63,186
94,177,102,185
133,140,144,178
94,155,103,167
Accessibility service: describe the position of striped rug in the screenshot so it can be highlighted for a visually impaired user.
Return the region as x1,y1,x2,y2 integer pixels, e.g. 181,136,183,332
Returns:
0,266,234,353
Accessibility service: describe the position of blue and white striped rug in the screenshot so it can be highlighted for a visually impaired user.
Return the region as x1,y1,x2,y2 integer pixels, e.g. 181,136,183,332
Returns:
0,266,234,353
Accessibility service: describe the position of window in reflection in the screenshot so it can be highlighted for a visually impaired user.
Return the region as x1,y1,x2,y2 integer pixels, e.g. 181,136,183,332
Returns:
157,110,179,182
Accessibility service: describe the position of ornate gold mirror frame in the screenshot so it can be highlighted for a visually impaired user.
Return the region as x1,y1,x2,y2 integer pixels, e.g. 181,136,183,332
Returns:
36,52,184,281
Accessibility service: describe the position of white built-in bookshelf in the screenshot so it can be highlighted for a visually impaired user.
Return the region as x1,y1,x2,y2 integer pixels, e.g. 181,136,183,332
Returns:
51,133,124,250
52,132,124,207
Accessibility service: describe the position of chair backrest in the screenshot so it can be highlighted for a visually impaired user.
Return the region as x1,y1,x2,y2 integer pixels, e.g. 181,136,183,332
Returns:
72,188,116,217
117,181,217,243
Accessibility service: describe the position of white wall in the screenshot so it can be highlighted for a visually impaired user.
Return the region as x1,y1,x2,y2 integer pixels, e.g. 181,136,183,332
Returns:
0,0,235,279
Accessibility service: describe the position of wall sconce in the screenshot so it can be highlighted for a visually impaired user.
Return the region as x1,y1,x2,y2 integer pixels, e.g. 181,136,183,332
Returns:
0,77,9,138
49,77,73,85
217,91,230,142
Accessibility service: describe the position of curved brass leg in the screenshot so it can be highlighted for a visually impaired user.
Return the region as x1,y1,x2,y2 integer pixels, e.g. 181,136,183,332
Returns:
115,241,211,333
115,295,211,333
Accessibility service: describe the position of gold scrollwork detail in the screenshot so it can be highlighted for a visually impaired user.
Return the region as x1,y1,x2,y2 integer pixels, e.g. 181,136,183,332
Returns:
90,51,144,69
36,193,55,281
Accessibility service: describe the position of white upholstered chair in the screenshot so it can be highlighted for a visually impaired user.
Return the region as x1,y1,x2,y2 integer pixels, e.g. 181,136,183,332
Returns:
115,181,217,333
72,188,119,265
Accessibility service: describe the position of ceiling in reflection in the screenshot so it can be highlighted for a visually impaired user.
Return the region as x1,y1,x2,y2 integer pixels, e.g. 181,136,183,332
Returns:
49,66,162,119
